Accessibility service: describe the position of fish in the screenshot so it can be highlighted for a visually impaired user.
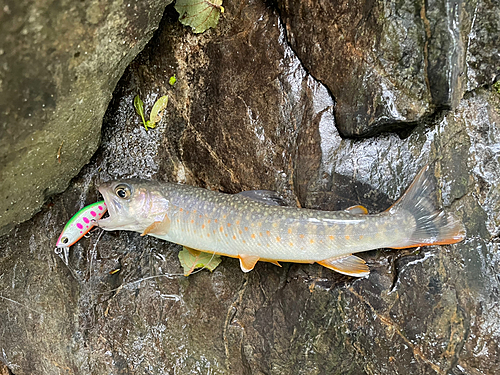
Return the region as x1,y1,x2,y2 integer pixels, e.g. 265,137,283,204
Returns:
55,201,107,264
96,165,465,277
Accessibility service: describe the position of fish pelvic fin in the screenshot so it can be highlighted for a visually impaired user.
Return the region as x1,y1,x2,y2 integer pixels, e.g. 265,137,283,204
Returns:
387,165,466,248
238,254,260,272
317,255,370,277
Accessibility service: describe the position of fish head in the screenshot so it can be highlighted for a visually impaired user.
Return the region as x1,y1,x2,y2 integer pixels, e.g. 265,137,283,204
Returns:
97,179,167,232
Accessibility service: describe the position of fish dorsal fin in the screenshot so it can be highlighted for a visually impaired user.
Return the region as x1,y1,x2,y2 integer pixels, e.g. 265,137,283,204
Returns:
317,255,370,277
238,254,260,272
141,215,171,236
237,190,287,206
345,205,368,215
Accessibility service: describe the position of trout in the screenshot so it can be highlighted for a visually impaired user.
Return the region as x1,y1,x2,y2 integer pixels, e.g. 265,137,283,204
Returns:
97,165,465,277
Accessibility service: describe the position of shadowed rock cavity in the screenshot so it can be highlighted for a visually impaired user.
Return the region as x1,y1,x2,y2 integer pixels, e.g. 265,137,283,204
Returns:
1,0,500,374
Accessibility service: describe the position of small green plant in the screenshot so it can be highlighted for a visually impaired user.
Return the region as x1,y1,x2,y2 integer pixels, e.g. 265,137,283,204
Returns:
175,0,224,34
493,80,500,94
169,74,177,86
178,247,222,276
134,95,169,130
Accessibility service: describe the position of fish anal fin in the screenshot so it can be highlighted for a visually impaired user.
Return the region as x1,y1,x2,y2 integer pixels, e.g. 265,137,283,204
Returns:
238,254,260,272
345,205,368,215
141,215,171,236
317,254,370,277
267,260,281,267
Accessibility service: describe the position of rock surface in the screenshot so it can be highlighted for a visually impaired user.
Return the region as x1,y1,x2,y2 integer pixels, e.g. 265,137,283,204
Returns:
1,0,500,374
0,0,173,235
466,0,500,90
277,0,479,137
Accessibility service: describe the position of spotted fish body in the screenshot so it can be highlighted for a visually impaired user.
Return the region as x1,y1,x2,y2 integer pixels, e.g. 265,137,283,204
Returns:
97,166,465,277
56,201,107,248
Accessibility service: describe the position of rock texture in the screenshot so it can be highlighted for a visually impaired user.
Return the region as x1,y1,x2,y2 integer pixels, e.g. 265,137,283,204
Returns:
1,0,500,374
0,0,173,235
466,0,500,90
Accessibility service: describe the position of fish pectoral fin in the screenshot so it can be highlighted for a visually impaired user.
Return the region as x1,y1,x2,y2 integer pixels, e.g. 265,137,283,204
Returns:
345,205,368,215
317,255,370,277
141,222,160,236
141,215,171,236
184,246,201,257
238,254,260,272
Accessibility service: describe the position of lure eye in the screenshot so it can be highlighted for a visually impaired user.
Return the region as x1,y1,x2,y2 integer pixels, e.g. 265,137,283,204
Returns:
61,237,69,244
115,184,131,199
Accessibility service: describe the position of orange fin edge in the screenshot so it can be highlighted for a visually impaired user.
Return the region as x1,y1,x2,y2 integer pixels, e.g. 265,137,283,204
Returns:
345,205,368,215
389,235,465,249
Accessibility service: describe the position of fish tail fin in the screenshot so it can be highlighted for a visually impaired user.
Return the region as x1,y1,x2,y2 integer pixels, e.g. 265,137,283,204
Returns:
388,165,466,249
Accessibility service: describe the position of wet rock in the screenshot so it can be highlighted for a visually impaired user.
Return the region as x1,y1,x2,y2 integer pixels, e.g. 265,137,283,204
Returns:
466,0,500,90
277,0,477,137
1,0,500,374
0,0,173,235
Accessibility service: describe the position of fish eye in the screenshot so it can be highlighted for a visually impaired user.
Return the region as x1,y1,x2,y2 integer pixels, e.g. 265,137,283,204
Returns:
115,184,131,199
61,237,69,244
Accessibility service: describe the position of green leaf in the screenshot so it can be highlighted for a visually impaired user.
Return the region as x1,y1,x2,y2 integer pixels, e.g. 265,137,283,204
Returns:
175,0,224,34
178,247,222,276
134,94,168,131
149,95,169,125
169,74,177,86
134,95,145,120
134,95,148,130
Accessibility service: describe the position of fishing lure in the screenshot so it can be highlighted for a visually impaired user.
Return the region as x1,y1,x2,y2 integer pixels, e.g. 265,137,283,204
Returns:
55,201,107,263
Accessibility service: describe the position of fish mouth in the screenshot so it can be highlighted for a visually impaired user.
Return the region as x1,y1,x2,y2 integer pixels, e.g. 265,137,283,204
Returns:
97,184,136,231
